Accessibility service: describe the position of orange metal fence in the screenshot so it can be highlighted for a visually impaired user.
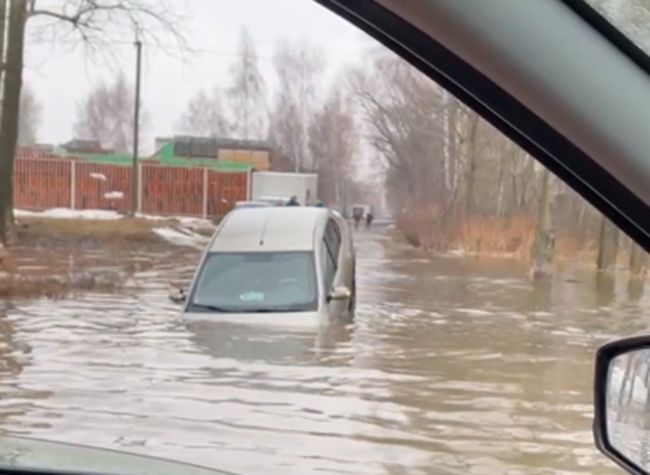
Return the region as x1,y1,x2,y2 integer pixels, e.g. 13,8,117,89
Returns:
14,158,71,209
208,170,249,218
141,165,204,216
13,155,249,218
75,161,133,214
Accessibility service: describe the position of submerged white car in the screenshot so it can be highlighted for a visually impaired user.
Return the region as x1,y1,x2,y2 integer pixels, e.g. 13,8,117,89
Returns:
181,206,356,324
233,200,273,209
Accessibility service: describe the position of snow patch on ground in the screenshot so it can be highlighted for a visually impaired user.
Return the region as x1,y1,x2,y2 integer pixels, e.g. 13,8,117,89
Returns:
133,213,167,221
136,214,215,232
103,191,124,200
15,209,216,248
152,227,210,249
15,208,123,220
16,208,216,229
175,216,215,231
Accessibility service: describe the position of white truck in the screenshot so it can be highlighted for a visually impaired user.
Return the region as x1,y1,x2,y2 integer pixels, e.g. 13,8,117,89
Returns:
350,204,371,219
251,171,318,206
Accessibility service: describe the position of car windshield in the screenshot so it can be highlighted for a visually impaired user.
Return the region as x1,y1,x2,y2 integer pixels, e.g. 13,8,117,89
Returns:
584,0,650,53
189,251,318,312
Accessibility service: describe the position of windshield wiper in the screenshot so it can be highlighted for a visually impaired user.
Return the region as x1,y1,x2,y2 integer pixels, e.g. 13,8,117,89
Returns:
190,303,239,313
191,303,311,313
246,306,309,313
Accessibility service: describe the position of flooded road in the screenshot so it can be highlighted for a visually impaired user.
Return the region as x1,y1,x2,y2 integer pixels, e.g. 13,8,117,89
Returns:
0,228,647,474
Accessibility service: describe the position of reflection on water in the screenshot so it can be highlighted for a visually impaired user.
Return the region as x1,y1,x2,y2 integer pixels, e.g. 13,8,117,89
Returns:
0,229,647,473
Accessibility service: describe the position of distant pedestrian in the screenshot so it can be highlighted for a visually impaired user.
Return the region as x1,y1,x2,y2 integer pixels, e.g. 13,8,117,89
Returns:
365,212,374,229
353,214,362,230
286,196,300,207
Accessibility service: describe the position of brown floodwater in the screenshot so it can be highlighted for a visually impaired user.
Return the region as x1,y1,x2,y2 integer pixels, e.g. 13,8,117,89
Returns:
0,227,647,474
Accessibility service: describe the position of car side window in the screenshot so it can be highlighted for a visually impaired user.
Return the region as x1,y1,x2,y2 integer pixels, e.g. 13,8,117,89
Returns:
324,220,341,264
321,240,337,292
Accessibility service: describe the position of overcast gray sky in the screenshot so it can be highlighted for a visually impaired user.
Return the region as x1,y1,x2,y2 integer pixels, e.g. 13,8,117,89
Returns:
24,0,374,153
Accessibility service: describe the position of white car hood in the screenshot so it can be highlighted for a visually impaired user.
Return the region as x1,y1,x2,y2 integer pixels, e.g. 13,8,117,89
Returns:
0,436,232,475
182,310,324,328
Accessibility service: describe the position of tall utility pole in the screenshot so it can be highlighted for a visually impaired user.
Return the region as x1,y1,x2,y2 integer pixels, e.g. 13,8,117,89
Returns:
242,47,249,141
130,38,142,217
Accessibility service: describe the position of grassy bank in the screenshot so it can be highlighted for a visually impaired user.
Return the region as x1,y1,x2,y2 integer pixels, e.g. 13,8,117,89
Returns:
15,217,176,248
395,214,625,268
1,216,210,298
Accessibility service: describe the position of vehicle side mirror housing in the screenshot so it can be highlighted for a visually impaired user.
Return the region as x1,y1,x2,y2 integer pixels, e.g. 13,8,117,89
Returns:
327,285,351,302
168,286,187,303
594,335,650,474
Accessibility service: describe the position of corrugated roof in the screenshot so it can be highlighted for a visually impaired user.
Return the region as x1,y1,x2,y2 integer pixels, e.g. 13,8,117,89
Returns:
172,135,271,157
157,143,251,171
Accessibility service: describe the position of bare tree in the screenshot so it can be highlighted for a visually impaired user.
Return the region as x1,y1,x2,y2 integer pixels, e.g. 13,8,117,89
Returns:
308,85,359,210
348,52,454,217
349,50,546,250
530,167,555,279
0,0,185,245
227,26,266,140
270,39,324,172
26,0,186,56
0,0,28,245
177,88,228,137
74,71,146,153
597,216,621,271
462,114,480,217
18,83,42,146
0,0,7,105
630,242,648,277
268,97,302,170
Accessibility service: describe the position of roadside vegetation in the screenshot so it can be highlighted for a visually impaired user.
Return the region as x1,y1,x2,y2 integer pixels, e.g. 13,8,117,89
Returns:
349,50,648,279
0,0,646,288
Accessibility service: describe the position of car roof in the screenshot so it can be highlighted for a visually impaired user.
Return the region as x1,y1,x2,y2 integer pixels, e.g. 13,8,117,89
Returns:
235,201,272,207
209,207,330,252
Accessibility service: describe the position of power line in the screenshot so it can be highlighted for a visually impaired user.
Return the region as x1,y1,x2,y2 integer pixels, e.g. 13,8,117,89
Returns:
27,37,362,61
30,38,259,56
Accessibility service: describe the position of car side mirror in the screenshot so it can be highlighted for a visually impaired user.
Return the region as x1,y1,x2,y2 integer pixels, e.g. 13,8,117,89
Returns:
327,285,351,302
594,335,650,474
168,285,187,303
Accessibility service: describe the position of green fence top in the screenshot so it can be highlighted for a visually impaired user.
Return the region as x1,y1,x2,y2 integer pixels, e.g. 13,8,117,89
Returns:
65,145,252,172
67,152,133,167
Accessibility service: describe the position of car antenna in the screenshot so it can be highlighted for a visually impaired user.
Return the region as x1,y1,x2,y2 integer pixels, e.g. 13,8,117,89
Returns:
259,212,271,246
